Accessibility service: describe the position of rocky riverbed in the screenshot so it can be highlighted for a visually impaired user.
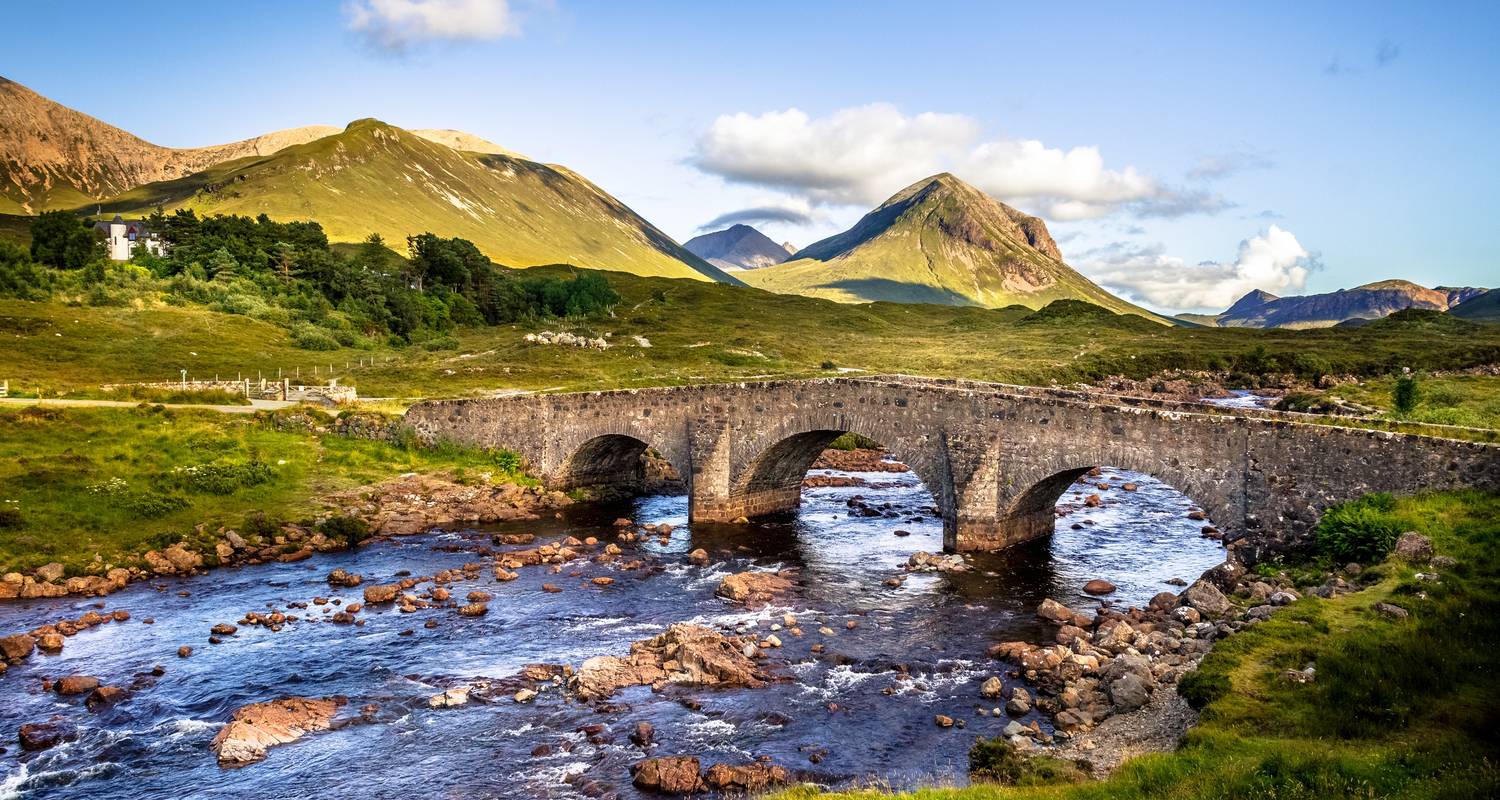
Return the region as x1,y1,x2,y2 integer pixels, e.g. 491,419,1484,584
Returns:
0,460,1232,798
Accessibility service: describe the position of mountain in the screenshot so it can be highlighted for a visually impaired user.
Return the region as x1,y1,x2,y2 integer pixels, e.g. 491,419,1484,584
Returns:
1450,288,1500,322
0,75,345,213
1203,280,1487,328
683,224,794,270
95,119,737,283
2,77,735,283
738,173,1163,320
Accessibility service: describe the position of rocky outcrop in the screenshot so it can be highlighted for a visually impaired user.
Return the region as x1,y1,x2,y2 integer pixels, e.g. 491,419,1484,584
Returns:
632,756,704,794
323,473,571,536
211,697,345,765
811,448,909,473
631,756,794,795
571,624,766,701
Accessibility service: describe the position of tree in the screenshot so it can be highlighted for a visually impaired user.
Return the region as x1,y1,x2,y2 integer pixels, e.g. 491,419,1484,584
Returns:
1392,374,1419,414
30,210,102,269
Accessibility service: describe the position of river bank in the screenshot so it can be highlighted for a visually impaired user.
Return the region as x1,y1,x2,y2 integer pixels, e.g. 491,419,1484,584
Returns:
0,404,540,593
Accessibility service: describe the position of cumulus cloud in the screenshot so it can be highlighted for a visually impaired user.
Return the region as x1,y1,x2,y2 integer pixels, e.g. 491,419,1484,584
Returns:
691,104,1227,221
345,0,521,51
1078,226,1316,312
691,104,977,206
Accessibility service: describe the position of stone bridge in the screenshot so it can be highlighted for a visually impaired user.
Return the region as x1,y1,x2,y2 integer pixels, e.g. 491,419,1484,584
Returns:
403,376,1500,558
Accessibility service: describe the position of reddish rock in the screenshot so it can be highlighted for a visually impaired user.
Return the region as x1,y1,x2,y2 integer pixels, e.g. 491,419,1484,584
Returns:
54,676,100,695
716,571,795,605
19,720,72,751
703,762,792,793
632,756,703,794
211,697,344,765
1083,579,1117,595
85,686,127,710
0,634,36,661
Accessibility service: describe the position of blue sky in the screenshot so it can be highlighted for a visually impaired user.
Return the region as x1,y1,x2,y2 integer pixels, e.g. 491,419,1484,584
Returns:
7,1,1497,311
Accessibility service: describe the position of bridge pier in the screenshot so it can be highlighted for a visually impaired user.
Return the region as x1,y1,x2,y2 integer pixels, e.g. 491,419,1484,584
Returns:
950,509,1056,552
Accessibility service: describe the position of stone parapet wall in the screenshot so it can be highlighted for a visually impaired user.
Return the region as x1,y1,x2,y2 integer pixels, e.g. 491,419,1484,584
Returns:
404,376,1500,558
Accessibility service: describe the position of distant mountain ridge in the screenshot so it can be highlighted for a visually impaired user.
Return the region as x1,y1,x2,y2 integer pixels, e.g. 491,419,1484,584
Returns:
740,173,1165,321
683,224,793,270
1188,280,1487,328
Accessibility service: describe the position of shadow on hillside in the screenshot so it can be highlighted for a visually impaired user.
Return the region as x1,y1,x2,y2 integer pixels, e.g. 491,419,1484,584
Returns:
815,278,975,306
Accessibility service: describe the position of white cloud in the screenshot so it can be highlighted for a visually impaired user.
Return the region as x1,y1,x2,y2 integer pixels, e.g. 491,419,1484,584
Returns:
691,104,1227,221
1079,226,1315,312
345,0,520,51
691,104,977,206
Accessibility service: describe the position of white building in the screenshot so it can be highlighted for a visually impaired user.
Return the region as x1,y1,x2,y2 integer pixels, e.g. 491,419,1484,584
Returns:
92,215,166,261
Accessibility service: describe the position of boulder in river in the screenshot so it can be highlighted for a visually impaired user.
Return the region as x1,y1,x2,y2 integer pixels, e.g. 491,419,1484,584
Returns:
326,569,363,587
54,675,99,696
211,697,345,766
715,571,795,604
19,720,73,751
0,633,36,662
572,624,765,701
1082,579,1117,595
703,762,793,793
363,584,400,604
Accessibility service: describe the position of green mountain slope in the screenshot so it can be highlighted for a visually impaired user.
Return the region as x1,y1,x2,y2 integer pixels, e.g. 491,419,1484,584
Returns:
93,119,738,283
1450,288,1500,322
740,174,1164,321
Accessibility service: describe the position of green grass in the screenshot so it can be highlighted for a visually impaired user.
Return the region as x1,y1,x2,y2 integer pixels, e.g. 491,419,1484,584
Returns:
0,298,389,397
771,490,1500,799
4,268,1500,419
0,405,530,574
1328,374,1500,430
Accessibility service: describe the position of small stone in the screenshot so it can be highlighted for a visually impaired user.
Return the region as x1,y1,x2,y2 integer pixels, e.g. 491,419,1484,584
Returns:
934,714,954,728
1082,579,1117,595
458,603,488,617
178,646,193,658
513,688,537,703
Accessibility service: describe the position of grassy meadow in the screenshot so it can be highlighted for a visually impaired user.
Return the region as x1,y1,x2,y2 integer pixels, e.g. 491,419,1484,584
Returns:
0,405,529,575
771,490,1500,800
4,265,1498,404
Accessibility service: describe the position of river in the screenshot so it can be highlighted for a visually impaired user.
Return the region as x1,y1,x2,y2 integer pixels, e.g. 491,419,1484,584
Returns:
0,463,1225,799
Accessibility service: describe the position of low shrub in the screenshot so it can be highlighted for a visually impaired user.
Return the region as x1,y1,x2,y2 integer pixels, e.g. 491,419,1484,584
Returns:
291,323,341,351
172,460,273,495
969,737,1088,786
125,492,190,518
1315,493,1401,562
1178,665,1232,710
0,508,23,529
318,515,371,546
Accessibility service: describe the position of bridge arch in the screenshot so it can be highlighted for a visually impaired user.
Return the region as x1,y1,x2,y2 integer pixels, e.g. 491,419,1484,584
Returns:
715,415,953,538
992,447,1241,550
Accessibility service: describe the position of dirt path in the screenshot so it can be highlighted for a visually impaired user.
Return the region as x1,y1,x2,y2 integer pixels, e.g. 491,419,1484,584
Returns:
0,397,295,414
